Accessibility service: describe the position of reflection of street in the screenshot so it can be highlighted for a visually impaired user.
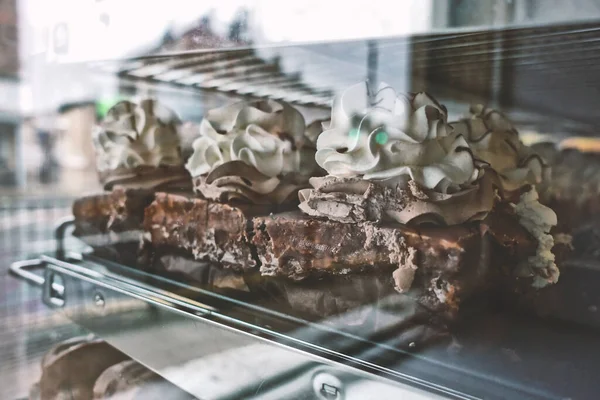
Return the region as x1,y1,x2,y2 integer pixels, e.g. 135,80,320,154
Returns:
2,105,102,196
0,199,71,256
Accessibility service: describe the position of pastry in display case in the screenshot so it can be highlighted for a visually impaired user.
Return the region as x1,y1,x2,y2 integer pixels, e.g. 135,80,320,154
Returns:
70,79,564,333
72,99,192,264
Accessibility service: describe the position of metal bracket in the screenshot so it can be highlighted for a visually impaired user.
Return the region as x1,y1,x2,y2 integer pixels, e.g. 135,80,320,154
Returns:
9,258,45,286
10,258,66,300
9,216,75,288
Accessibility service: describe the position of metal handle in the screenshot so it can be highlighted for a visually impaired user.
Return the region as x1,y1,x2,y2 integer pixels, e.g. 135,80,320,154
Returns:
55,216,75,259
9,216,74,289
11,258,65,299
10,258,46,286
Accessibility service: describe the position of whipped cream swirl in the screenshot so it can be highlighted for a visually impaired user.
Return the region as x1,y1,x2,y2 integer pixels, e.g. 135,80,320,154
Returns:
300,82,493,225
186,99,319,204
93,99,183,173
315,82,482,193
451,105,548,193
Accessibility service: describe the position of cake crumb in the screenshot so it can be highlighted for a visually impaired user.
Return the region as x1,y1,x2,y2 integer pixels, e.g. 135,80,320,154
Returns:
554,233,574,250
392,245,418,293
362,223,420,293
513,188,559,288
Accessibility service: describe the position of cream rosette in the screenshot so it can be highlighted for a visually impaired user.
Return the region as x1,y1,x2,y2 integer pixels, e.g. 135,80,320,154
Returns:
315,82,481,193
451,105,548,194
92,99,188,189
185,99,316,204
94,99,183,172
299,82,493,226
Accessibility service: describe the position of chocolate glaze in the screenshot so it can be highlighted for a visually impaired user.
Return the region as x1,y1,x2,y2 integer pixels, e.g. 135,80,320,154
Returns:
100,165,192,192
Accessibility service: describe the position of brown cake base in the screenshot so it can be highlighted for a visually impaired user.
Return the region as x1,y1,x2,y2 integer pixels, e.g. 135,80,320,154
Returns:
73,186,156,235
144,249,448,348
75,188,561,323
142,193,296,271
251,210,538,319
72,187,157,264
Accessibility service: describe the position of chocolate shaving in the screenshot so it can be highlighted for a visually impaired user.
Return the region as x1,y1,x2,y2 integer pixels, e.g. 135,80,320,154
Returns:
196,161,307,205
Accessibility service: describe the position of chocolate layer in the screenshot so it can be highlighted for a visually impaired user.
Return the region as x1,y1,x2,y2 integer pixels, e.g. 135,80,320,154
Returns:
251,210,538,317
142,193,294,270
74,188,548,322
72,187,160,265
100,165,192,192
72,187,155,236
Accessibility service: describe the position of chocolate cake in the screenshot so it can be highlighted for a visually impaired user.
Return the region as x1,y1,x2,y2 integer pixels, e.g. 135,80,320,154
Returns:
71,84,565,330
142,192,289,270
497,138,600,328
72,99,191,262
138,83,556,323
139,99,323,269
290,83,561,317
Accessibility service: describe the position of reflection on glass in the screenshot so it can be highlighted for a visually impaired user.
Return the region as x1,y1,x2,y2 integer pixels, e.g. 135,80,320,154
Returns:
4,2,600,399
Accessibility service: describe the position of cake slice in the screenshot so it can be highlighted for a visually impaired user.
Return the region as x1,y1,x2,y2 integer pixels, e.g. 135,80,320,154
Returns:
251,208,537,319
498,137,600,328
72,99,191,263
289,82,560,318
451,104,563,287
140,99,324,269
72,187,155,263
143,192,288,270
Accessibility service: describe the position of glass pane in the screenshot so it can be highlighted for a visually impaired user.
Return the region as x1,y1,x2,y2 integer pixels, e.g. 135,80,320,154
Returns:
3,1,600,399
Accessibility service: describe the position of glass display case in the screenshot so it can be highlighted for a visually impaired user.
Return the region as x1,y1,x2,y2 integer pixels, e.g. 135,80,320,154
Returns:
4,1,600,399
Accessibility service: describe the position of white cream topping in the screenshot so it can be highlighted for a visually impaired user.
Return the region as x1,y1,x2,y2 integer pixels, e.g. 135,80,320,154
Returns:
185,99,311,179
315,82,481,193
93,99,183,172
451,105,547,193
513,188,559,287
